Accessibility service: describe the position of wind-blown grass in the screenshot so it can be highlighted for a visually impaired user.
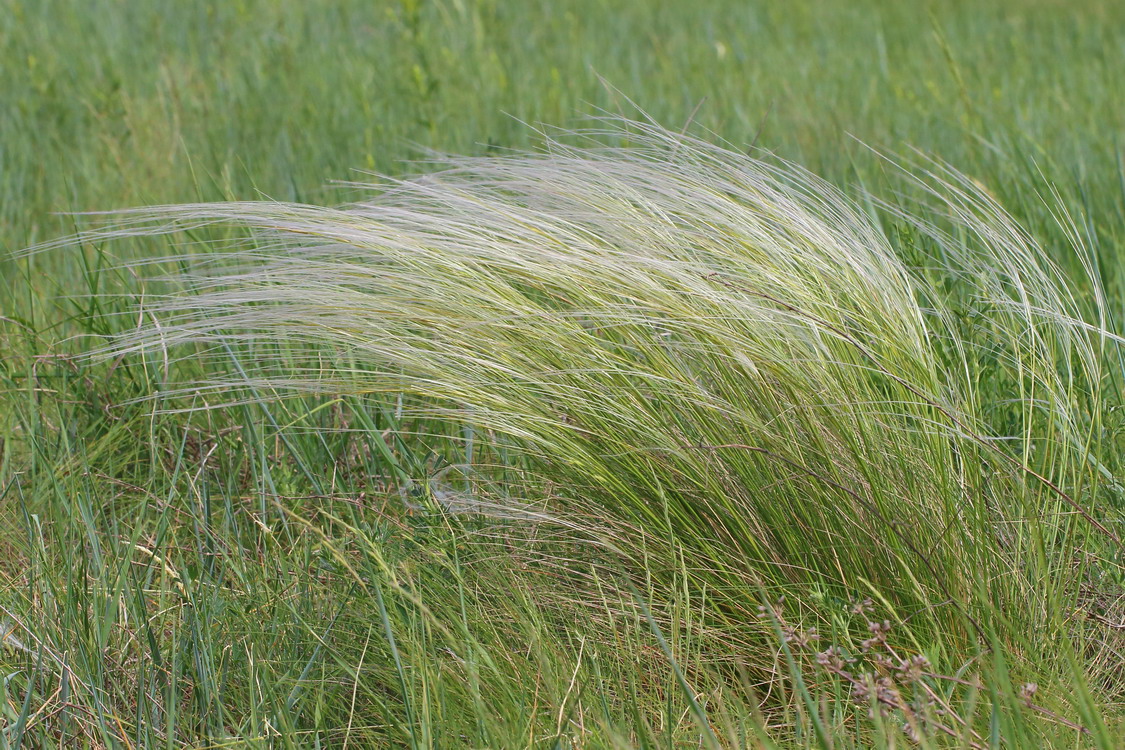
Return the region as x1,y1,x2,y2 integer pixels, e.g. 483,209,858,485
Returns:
5,1,1125,745
66,121,1123,744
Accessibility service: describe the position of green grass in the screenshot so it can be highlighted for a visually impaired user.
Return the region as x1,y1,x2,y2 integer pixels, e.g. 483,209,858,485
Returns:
3,0,1125,747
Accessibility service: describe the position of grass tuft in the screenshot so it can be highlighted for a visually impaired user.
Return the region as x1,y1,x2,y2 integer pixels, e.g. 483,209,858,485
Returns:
49,119,1124,745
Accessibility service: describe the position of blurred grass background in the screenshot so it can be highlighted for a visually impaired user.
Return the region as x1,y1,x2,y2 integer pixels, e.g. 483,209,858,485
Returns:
5,0,1125,246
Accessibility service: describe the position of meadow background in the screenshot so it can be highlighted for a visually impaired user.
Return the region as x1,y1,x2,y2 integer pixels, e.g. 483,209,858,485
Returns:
2,0,1125,747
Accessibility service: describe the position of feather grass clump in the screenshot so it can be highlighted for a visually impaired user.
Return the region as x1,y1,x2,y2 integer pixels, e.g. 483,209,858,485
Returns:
87,121,1110,650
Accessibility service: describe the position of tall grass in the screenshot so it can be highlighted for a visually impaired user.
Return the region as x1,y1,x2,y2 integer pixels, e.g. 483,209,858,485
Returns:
6,1,1125,744
62,120,1123,744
